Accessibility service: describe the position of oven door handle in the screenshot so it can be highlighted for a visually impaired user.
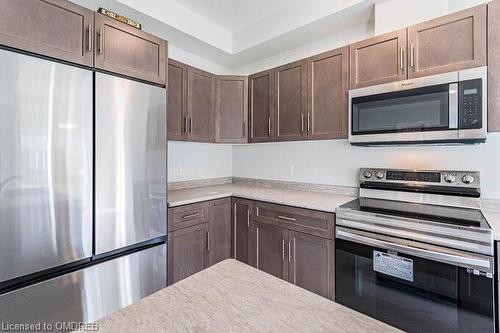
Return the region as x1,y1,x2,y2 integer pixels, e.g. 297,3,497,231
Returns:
336,228,492,271
449,82,458,129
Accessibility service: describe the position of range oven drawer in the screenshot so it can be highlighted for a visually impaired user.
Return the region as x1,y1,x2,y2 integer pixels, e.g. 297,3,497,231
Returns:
335,227,495,333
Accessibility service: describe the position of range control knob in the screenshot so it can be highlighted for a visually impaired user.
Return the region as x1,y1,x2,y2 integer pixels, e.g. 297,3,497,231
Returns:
443,174,456,183
375,171,384,179
462,174,475,184
363,171,373,179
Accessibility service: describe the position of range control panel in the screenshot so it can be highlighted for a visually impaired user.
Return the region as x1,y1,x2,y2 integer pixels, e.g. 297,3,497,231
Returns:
359,168,480,188
459,79,482,129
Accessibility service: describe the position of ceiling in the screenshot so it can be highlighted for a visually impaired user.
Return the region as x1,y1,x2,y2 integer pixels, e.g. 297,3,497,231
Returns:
175,0,298,33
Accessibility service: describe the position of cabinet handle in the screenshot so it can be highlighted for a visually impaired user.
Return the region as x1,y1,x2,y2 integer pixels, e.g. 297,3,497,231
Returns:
278,215,296,222
400,45,403,70
233,203,237,258
189,117,192,133
293,238,296,284
206,231,210,251
301,114,305,133
87,25,92,52
288,240,292,263
256,227,260,269
183,116,188,133
282,239,286,260
307,113,311,133
410,43,415,68
242,121,246,137
246,208,250,228
97,29,103,55
182,213,199,219
268,117,272,135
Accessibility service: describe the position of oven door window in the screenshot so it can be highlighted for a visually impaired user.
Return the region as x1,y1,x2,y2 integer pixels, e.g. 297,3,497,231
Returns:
335,239,494,333
351,84,451,135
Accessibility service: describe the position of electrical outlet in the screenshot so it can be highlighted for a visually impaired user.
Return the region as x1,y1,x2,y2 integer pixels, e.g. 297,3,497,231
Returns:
176,166,183,176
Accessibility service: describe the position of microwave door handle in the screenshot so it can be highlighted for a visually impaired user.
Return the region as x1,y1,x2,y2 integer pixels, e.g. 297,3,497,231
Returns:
449,83,459,129
336,228,491,271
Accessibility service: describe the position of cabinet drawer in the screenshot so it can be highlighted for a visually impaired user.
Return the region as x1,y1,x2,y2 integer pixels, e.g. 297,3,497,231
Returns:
253,202,334,239
168,202,210,232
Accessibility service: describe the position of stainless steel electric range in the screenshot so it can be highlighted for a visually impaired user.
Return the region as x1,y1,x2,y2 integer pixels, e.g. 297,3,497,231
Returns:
335,168,495,333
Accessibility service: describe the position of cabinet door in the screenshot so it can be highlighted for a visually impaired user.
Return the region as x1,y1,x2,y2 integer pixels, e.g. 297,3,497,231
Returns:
275,60,307,141
408,5,486,79
232,198,252,264
94,13,167,85
215,76,248,143
349,29,407,89
208,198,231,266
289,231,334,300
0,0,94,66
167,59,188,141
249,70,274,142
187,66,215,142
249,223,288,281
167,223,208,285
307,47,348,140
489,0,500,132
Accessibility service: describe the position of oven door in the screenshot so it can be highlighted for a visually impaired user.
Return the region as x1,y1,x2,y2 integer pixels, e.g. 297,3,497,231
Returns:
335,227,495,333
349,72,459,145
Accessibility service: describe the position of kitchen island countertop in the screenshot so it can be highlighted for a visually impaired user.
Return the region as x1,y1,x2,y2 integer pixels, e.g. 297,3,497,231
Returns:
87,259,401,332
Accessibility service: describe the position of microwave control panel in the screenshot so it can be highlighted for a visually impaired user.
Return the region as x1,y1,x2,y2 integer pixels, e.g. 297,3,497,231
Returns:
459,79,482,129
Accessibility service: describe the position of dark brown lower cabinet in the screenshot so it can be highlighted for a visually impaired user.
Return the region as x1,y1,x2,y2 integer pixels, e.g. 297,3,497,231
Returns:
249,222,288,281
168,198,231,285
168,222,208,285
208,198,231,266
232,198,252,263
288,231,334,300
248,206,335,300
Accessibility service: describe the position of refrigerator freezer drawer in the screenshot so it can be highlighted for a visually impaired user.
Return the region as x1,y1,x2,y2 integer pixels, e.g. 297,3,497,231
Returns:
95,73,167,255
0,244,166,328
0,49,93,284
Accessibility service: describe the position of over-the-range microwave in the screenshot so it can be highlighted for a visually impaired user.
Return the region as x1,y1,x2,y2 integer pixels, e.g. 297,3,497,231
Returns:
349,66,487,145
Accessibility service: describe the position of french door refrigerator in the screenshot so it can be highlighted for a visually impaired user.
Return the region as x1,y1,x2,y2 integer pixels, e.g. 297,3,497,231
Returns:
0,48,167,328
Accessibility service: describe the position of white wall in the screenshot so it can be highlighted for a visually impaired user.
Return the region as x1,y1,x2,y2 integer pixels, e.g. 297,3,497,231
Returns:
232,133,500,199
168,142,233,182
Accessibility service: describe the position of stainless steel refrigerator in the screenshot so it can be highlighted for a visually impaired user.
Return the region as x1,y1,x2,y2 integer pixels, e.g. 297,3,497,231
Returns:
0,48,167,326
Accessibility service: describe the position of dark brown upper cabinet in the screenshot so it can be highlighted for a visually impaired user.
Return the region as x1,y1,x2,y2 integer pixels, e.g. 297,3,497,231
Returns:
187,66,215,142
408,4,487,79
0,0,94,67
94,13,167,85
274,60,308,141
349,29,407,89
307,47,349,140
208,198,231,266
232,198,252,264
215,76,248,143
248,70,275,143
488,0,500,132
167,59,188,141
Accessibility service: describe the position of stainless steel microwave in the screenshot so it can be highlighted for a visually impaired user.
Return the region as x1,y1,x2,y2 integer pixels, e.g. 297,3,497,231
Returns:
349,66,487,145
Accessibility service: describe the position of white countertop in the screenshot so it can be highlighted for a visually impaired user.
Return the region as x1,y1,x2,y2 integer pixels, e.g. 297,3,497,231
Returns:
168,183,354,213
482,209,500,241
87,259,400,332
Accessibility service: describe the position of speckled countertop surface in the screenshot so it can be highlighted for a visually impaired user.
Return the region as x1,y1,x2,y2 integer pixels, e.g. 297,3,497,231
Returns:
89,259,400,333
482,210,500,241
168,183,354,213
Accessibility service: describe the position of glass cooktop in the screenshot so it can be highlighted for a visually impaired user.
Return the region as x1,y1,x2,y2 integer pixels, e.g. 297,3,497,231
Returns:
340,197,490,229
